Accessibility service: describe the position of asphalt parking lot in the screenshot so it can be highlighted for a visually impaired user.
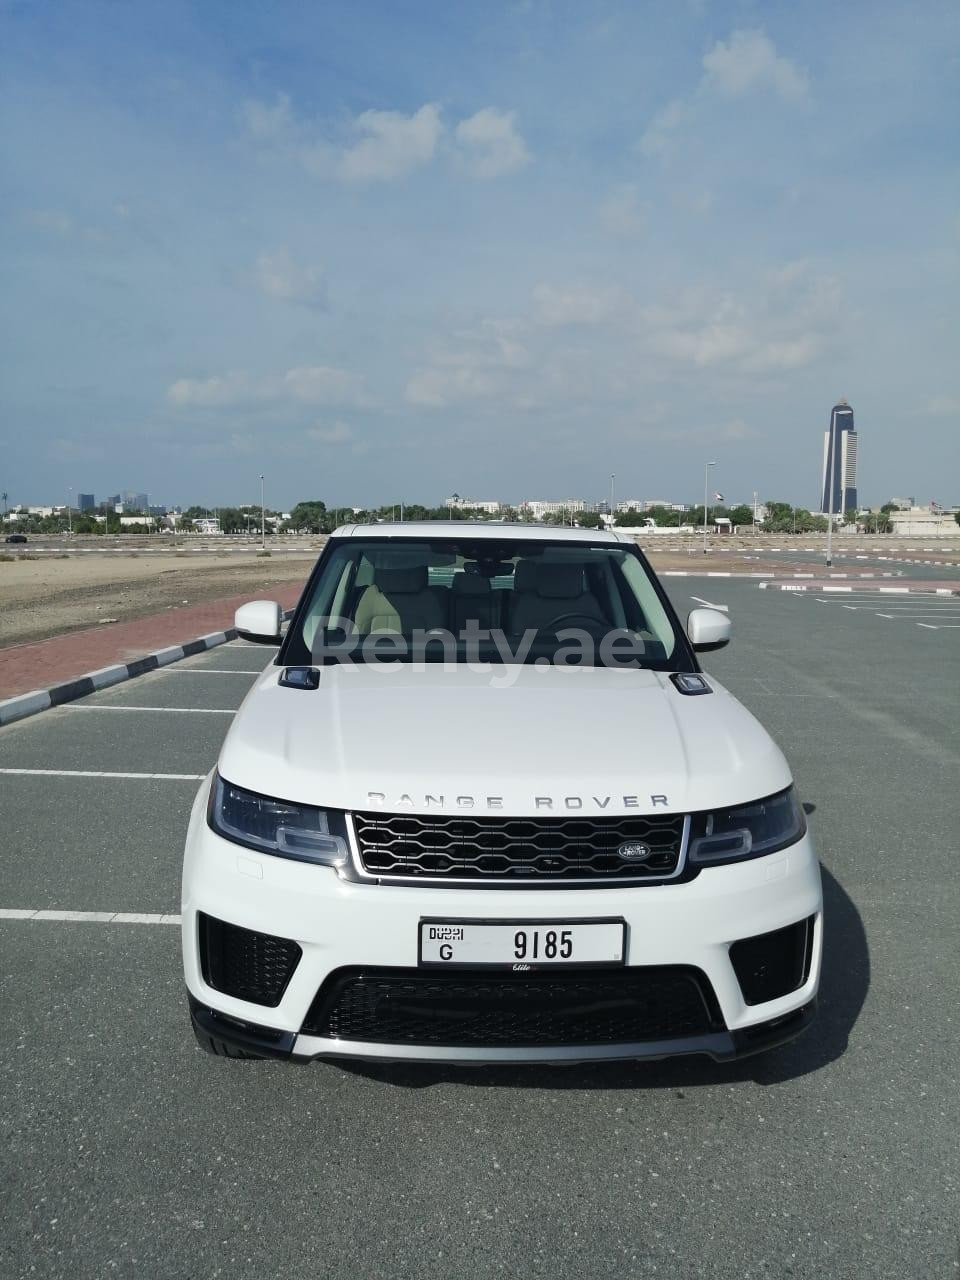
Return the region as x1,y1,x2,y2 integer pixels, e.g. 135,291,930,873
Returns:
1,580,958,1279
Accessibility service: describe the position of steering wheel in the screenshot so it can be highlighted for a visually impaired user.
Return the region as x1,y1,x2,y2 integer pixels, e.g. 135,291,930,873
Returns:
543,612,607,631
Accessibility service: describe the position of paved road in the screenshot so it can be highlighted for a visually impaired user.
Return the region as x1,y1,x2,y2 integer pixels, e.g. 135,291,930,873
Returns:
1,582,958,1279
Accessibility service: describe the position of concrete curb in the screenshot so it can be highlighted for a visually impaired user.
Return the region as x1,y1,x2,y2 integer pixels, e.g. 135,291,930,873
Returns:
0,614,292,728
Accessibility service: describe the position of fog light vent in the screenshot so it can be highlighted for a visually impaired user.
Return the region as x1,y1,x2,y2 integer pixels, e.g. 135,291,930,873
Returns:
729,917,814,1006
199,913,301,1007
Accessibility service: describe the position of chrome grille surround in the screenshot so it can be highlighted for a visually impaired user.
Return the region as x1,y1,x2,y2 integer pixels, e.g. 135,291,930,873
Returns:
349,811,690,887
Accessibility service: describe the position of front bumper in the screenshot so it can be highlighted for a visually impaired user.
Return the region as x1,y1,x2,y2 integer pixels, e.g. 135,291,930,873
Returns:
181,778,823,1065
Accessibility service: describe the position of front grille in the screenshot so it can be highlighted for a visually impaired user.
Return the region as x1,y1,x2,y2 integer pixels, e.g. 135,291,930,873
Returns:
199,913,301,1007
352,811,686,883
302,966,721,1047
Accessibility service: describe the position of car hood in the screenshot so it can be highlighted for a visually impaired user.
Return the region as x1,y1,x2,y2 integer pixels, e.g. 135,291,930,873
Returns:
218,663,792,817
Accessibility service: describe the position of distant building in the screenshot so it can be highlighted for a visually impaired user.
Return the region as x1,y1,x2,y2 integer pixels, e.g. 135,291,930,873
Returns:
820,400,858,515
445,496,501,515
887,497,914,511
889,506,960,537
521,499,586,520
78,493,95,511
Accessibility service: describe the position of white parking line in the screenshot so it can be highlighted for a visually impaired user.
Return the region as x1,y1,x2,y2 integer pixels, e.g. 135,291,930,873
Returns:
690,596,729,612
0,768,205,780
64,706,234,714
0,909,181,924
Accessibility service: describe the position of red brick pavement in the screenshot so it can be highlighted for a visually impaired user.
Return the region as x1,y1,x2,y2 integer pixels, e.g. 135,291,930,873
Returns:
0,585,303,701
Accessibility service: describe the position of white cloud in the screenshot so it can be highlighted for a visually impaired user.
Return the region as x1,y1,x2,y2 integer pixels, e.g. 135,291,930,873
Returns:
167,372,256,408
340,104,443,181
242,96,531,183
599,185,645,237
255,249,327,305
282,365,367,404
23,209,107,242
242,93,296,142
405,322,529,407
702,29,809,102
532,283,630,327
639,100,691,156
643,263,840,373
927,395,960,416
242,94,441,181
405,366,495,407
25,209,75,237
641,30,808,158
306,421,353,445
167,365,368,409
454,108,529,178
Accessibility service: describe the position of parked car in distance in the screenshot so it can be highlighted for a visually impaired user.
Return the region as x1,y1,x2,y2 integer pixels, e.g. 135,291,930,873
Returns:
5,533,28,544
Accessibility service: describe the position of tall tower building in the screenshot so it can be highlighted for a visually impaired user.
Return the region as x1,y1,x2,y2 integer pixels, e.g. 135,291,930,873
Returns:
820,400,858,515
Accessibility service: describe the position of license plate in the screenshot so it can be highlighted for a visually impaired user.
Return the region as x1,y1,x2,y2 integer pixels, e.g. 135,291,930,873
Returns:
418,919,626,968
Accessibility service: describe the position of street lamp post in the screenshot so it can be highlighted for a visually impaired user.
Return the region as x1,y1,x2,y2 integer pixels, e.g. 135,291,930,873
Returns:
259,474,265,550
825,427,836,568
702,462,716,555
67,488,72,535
610,474,615,527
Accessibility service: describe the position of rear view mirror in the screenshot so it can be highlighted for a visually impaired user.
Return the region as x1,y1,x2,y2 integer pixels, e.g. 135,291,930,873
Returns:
235,600,282,643
686,608,731,652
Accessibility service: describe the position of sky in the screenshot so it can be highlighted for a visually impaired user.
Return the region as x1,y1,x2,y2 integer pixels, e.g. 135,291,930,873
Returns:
1,0,958,512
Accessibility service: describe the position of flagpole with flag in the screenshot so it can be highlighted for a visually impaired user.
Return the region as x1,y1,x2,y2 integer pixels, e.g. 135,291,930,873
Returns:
703,462,718,554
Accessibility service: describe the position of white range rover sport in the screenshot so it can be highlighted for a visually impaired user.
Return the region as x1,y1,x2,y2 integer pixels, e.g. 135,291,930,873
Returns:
181,523,822,1065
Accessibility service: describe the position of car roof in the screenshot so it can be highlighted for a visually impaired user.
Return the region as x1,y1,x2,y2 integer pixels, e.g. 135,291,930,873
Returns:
329,521,631,544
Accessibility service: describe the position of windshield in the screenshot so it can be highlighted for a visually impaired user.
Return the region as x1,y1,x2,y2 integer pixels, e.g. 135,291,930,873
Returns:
281,537,689,670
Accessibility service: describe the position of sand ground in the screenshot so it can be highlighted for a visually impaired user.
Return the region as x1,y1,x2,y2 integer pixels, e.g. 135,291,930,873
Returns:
0,552,318,649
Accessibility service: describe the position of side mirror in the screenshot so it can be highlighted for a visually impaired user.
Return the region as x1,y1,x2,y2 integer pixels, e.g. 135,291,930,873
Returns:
234,599,282,643
686,608,731,653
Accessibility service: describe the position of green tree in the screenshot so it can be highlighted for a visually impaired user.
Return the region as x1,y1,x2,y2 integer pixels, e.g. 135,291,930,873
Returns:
614,507,648,526
642,506,684,527
727,505,754,526
288,500,328,532
577,511,603,529
764,501,793,526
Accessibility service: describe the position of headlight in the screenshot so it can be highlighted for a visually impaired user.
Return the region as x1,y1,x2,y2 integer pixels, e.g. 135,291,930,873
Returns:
207,774,350,868
688,786,806,866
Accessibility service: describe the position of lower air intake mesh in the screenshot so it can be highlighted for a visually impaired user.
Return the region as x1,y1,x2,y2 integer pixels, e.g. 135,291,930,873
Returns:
302,966,722,1047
